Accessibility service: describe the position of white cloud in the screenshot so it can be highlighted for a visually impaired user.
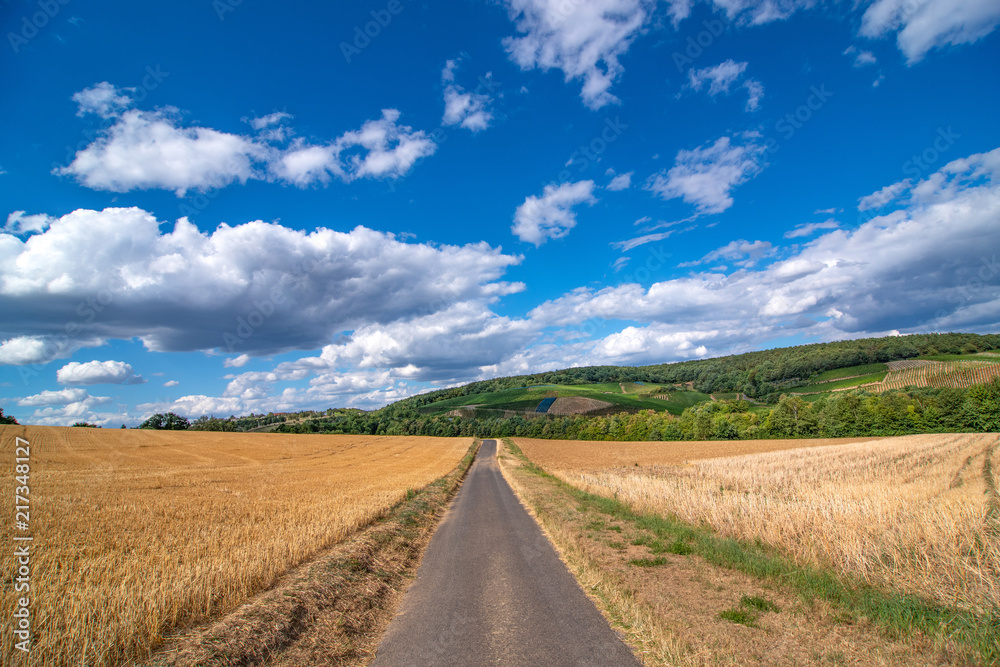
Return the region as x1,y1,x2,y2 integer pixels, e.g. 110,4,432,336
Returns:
858,179,912,210
441,59,495,132
56,84,436,194
18,388,90,406
680,239,774,267
5,211,54,235
18,388,114,426
512,180,597,246
164,380,179,387
743,79,764,111
272,109,437,185
249,111,292,130
860,0,1000,63
844,45,878,67
329,109,437,180
607,171,633,190
54,108,261,196
529,147,1000,364
502,0,651,109
687,60,764,112
0,336,104,366
72,81,132,118
223,354,251,368
0,207,523,358
612,230,676,252
688,60,746,95
784,219,840,238
56,360,145,385
648,134,767,214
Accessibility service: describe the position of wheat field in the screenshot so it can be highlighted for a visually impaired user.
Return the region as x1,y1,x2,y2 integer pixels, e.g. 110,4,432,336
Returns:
0,426,471,667
519,434,1000,612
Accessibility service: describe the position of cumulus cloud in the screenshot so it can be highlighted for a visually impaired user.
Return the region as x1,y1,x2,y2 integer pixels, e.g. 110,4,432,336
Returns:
441,59,495,132
647,134,767,214
55,84,436,194
272,109,437,185
223,354,251,368
502,0,651,109
512,180,597,246
72,81,133,118
54,107,261,196
860,0,1000,63
18,388,114,426
18,387,91,406
0,336,104,366
4,211,54,235
0,207,523,359
56,360,145,385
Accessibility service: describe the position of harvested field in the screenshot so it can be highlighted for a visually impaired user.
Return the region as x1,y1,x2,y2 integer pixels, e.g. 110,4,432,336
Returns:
546,396,613,415
514,435,880,471
0,426,470,667
535,433,999,613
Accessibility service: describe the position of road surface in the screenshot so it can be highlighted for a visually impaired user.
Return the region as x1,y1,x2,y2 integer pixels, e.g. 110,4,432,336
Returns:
372,440,640,667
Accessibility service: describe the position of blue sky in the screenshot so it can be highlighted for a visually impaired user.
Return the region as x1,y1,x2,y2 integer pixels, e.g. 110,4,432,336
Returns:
2,0,999,425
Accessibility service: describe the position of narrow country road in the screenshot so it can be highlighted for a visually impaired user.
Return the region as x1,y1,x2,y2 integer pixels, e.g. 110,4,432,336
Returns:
371,440,640,667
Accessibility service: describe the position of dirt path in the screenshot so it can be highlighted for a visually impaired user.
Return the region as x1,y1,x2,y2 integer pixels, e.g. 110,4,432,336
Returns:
371,440,640,666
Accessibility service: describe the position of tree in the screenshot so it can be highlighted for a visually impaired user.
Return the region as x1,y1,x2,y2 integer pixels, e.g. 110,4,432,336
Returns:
71,422,100,428
139,412,191,430
0,408,18,425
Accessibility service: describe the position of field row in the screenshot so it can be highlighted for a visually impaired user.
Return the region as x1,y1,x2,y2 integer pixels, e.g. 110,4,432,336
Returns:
0,427,471,667
516,433,1000,613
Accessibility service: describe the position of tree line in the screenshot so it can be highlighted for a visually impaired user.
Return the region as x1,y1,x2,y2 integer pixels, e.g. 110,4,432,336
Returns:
273,380,1000,441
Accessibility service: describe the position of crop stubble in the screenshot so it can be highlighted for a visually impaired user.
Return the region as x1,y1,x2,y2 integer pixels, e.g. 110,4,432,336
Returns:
516,434,1000,612
0,426,470,667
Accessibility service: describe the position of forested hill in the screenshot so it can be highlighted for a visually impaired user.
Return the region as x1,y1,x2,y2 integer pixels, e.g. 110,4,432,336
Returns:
387,332,1000,411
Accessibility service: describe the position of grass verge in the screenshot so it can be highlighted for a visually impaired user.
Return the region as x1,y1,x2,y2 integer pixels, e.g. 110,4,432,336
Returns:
501,438,997,666
144,440,480,667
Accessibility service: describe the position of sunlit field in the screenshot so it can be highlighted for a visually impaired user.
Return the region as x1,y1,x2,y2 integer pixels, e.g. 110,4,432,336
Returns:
0,426,470,667
517,434,1000,612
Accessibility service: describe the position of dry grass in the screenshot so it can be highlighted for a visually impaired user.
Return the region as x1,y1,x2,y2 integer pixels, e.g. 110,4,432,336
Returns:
0,426,470,667
514,435,880,471
528,433,1000,613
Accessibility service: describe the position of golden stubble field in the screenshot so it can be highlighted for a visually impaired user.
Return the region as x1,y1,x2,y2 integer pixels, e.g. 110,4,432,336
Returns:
0,426,471,667
516,434,1000,612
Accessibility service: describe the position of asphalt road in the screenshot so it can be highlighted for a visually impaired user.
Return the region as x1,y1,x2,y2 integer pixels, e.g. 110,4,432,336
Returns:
371,440,641,667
